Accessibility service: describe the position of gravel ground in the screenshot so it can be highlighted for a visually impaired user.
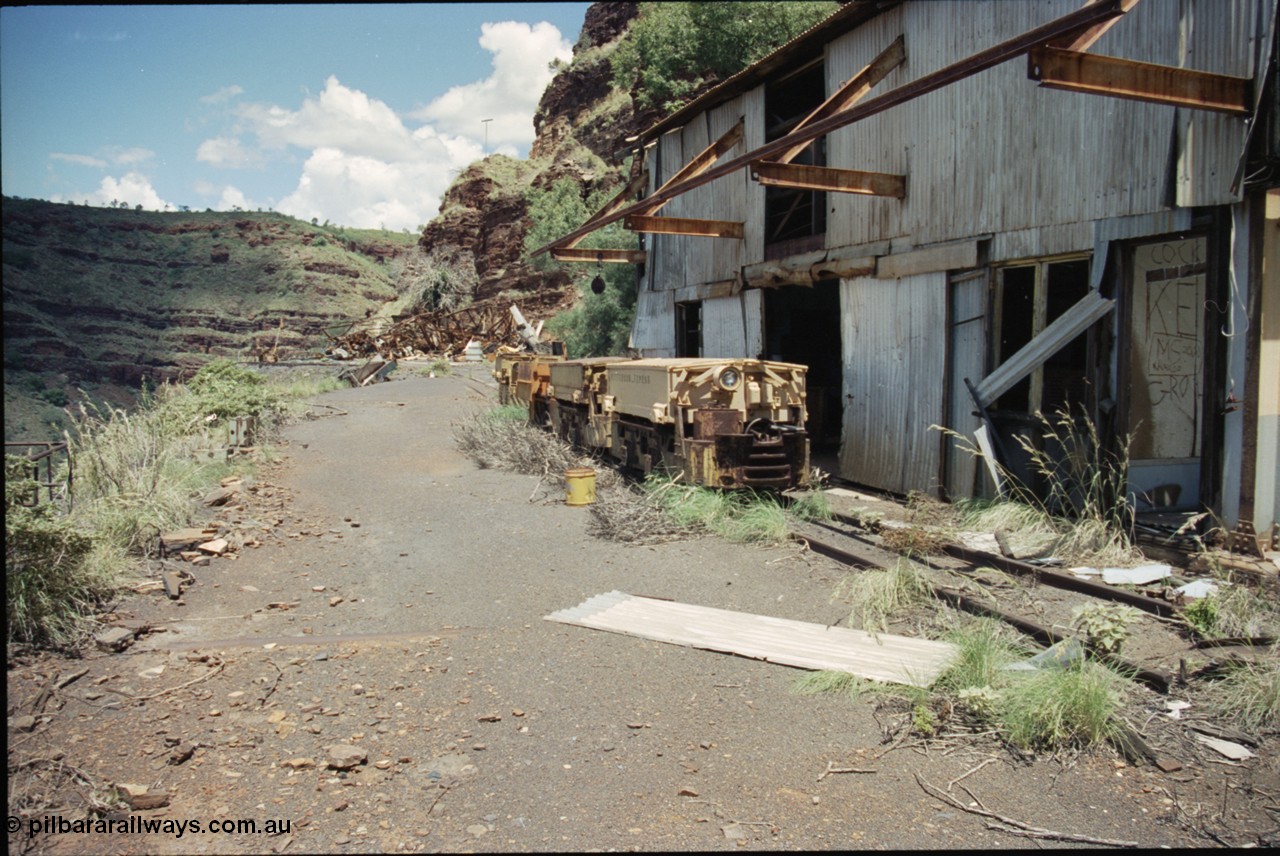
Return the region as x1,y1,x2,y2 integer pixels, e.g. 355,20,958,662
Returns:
8,367,1276,853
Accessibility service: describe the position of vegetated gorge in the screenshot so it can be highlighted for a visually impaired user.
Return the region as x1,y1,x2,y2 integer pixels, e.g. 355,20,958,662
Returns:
5,3,1278,853
3,2,643,443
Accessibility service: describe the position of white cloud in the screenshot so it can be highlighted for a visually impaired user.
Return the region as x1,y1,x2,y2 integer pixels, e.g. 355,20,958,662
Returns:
235,76,424,164
50,152,107,168
275,143,471,231
193,19,570,230
217,185,254,211
196,135,262,169
57,172,171,210
49,147,152,170
413,21,571,150
106,146,154,166
200,85,244,105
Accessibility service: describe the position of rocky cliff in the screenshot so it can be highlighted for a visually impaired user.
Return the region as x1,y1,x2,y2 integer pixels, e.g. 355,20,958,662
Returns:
418,2,644,307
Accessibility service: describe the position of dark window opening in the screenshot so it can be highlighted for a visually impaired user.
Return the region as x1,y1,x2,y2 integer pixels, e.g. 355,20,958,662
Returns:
1042,259,1091,413
987,257,1095,506
995,266,1035,413
676,301,702,358
764,60,826,257
991,258,1091,415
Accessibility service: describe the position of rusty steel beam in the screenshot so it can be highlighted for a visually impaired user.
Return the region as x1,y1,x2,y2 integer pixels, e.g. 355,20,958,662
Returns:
550,248,648,264
638,119,745,217
530,0,1125,257
623,215,745,239
1047,0,1143,53
562,171,649,249
938,540,1177,618
773,35,906,165
1029,47,1252,115
752,162,906,197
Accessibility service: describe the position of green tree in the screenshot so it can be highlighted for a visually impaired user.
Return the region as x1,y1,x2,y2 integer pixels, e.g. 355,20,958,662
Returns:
613,2,838,112
524,178,640,357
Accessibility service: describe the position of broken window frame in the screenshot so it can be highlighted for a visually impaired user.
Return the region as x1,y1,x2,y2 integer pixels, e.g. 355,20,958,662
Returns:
988,253,1094,418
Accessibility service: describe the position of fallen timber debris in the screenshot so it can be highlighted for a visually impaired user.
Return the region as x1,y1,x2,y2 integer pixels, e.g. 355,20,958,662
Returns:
819,510,1178,619
914,772,1140,847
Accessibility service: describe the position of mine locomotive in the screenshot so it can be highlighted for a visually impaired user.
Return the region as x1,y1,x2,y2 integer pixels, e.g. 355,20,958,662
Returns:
496,353,810,490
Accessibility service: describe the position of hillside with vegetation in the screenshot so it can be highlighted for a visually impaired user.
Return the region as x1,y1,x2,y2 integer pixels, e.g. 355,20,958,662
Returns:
3,2,841,441
2,198,419,440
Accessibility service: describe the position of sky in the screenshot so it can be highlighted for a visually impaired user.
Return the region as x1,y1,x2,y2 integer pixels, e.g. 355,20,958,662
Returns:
0,3,593,231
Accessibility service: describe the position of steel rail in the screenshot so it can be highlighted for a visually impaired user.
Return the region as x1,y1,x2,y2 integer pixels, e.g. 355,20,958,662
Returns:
798,526,1173,693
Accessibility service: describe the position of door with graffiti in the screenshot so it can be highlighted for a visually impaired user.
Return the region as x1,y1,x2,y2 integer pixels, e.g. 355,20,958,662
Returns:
1126,236,1207,512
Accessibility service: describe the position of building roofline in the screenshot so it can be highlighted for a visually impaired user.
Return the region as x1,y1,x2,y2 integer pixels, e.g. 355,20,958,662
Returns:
637,0,896,144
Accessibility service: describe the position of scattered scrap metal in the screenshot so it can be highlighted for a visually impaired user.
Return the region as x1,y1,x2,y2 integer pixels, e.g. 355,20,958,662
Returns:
327,294,567,362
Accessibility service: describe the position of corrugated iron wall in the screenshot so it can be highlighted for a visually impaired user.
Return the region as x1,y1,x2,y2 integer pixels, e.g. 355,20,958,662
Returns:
822,0,1256,258
839,272,947,496
633,0,1262,497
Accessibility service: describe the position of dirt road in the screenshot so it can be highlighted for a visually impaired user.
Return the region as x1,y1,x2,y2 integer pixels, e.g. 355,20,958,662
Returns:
8,369,1271,852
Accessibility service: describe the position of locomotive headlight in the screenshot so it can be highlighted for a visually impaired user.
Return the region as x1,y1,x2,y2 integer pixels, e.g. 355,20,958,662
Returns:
715,367,742,392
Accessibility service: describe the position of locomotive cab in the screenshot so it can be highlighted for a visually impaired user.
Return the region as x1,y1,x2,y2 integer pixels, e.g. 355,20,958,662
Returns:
604,358,810,490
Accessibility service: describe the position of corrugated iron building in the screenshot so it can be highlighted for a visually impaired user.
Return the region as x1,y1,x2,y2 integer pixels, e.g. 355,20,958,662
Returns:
546,0,1279,551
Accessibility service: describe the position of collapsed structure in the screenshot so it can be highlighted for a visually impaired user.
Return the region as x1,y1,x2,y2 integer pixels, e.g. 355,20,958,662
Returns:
536,0,1279,553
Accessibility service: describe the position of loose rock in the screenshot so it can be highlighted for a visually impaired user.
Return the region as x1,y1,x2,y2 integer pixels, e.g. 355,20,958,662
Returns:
327,744,367,770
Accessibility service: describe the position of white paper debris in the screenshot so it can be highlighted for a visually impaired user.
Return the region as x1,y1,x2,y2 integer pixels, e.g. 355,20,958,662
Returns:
1070,566,1103,578
1102,564,1172,586
1193,733,1254,760
1175,579,1220,599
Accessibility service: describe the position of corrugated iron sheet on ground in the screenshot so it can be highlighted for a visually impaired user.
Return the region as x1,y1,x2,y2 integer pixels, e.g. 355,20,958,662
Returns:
545,591,957,687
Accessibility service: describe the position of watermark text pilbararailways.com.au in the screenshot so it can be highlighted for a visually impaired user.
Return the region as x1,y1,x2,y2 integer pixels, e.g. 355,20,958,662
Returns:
10,814,291,839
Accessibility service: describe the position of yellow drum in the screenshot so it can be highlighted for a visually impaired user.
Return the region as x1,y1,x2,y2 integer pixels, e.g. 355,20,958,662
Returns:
564,467,597,506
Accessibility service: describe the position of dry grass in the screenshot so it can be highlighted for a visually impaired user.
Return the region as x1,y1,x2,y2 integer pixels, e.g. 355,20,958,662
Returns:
879,524,948,557
587,484,702,545
452,405,581,480
834,559,936,633
936,406,1143,567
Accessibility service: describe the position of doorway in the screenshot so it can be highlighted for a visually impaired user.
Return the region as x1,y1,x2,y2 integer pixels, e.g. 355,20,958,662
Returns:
763,280,842,461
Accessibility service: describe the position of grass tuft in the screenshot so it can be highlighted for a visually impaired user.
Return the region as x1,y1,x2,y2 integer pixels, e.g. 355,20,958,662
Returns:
933,616,1032,693
1203,654,1280,732
997,661,1126,751
834,560,934,633
937,405,1142,567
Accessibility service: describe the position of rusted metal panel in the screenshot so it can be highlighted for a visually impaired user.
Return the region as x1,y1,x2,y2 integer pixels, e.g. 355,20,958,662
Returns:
1175,0,1262,206
839,272,947,495
819,0,1252,251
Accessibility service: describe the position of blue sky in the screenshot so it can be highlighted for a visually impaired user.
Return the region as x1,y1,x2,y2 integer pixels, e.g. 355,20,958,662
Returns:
0,3,592,231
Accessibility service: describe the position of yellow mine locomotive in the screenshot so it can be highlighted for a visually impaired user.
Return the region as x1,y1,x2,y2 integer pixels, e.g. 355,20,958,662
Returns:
497,354,810,490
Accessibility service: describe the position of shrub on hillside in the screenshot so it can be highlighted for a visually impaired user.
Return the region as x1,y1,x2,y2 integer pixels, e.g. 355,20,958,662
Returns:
180,358,283,423
612,2,838,112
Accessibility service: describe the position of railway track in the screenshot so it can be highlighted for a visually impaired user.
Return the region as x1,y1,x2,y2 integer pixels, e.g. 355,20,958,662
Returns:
786,506,1192,693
